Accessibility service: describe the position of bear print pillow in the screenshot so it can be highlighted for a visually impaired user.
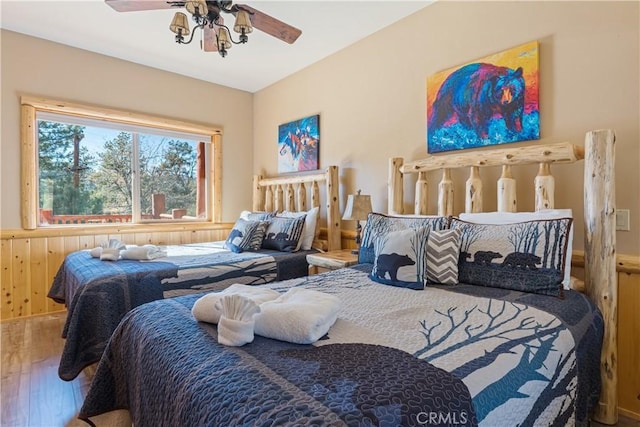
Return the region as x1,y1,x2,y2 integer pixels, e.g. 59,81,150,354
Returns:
359,213,450,265
370,227,431,290
224,219,269,253
449,217,573,297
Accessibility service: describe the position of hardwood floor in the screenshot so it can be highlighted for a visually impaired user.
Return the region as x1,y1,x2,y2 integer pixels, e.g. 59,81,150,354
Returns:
1,312,94,427
1,313,639,427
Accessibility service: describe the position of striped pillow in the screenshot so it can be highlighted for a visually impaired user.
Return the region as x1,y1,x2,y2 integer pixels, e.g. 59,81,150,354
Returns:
426,229,462,285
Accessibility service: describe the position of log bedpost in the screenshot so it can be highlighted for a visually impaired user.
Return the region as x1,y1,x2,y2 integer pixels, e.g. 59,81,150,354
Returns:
497,165,517,212
389,157,404,215
274,185,284,213
437,168,454,216
325,165,341,251
584,129,617,425
465,166,483,213
296,183,307,212
252,174,264,212
264,186,274,212
311,181,320,209
535,163,555,211
415,172,429,215
285,184,295,212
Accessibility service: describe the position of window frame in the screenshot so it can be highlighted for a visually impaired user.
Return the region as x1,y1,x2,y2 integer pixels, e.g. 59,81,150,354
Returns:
20,95,222,230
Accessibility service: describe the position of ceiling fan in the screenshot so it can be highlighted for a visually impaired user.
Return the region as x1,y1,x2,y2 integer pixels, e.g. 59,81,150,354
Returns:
105,0,302,57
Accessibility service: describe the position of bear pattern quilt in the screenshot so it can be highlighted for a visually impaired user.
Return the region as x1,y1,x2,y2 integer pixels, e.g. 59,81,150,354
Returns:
80,265,602,426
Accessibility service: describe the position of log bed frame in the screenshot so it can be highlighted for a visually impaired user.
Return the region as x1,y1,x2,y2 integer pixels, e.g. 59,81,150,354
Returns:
251,165,341,252
388,129,617,424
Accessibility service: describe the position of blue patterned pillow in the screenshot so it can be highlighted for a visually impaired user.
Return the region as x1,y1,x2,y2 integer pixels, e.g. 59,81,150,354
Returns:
224,219,269,253
261,216,306,252
370,227,430,290
359,213,450,264
449,217,573,297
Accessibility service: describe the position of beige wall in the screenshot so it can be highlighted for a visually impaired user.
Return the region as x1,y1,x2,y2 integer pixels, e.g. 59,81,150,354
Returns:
254,0,640,256
1,30,254,228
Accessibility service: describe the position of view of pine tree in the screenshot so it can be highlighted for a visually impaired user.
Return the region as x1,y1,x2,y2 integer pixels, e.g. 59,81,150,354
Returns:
139,139,197,215
92,132,134,214
90,133,198,216
38,121,103,215
39,120,199,220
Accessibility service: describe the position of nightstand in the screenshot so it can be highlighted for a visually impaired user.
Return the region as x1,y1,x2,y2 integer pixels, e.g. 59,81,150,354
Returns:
306,249,359,275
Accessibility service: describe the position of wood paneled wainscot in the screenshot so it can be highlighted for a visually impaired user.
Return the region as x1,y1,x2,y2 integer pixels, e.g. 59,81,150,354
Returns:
572,253,640,421
0,223,232,320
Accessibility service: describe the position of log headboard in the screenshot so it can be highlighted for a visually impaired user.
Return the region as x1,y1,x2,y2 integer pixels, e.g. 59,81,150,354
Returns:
388,129,617,424
251,165,341,252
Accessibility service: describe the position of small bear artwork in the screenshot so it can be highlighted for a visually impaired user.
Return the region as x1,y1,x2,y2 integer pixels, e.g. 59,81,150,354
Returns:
426,41,540,153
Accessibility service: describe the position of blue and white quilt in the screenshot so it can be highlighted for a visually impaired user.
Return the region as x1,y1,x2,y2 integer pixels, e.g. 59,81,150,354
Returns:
48,242,313,381
80,265,602,426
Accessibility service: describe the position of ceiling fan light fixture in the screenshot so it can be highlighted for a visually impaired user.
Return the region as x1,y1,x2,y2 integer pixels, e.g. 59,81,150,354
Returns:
149,0,301,57
185,0,208,18
217,26,232,50
170,12,190,37
233,10,253,36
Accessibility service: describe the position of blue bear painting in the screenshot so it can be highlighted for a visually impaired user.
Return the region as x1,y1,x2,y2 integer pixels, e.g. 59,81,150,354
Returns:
426,41,539,153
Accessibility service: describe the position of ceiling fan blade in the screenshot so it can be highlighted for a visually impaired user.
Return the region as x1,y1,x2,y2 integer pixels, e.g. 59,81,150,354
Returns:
104,0,177,12
236,4,301,44
203,25,218,52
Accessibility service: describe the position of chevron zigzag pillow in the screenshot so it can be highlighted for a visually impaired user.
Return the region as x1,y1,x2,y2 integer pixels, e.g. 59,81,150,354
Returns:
426,228,462,285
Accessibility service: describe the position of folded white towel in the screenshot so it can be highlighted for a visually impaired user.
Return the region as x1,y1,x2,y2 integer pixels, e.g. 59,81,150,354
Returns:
102,239,126,250
90,239,127,259
192,284,280,324
216,294,260,347
100,247,121,261
254,288,341,344
90,247,103,258
120,245,167,260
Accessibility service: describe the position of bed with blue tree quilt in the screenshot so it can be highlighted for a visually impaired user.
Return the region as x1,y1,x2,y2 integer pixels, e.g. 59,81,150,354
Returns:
48,165,342,382
78,131,618,426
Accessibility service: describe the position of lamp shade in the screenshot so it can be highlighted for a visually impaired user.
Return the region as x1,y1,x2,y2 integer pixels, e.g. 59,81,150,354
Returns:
234,10,253,34
170,12,190,35
185,0,208,17
217,27,232,50
342,192,372,221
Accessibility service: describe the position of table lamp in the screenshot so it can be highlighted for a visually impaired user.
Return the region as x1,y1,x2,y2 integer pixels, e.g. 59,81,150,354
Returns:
342,190,372,254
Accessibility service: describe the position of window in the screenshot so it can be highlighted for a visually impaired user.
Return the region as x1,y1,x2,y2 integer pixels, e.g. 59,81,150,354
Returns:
21,97,222,229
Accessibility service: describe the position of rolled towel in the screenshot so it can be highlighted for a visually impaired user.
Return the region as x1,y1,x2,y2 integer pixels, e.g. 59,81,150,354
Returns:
91,239,127,258
102,239,126,250
89,247,103,258
100,247,121,261
192,284,280,324
216,294,260,347
254,288,341,344
121,245,167,260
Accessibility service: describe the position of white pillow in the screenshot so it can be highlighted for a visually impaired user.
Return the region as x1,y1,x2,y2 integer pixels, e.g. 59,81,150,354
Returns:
458,210,574,290
280,206,319,251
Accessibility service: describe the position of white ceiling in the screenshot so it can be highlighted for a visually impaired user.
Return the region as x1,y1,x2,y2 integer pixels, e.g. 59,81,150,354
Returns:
1,0,432,93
